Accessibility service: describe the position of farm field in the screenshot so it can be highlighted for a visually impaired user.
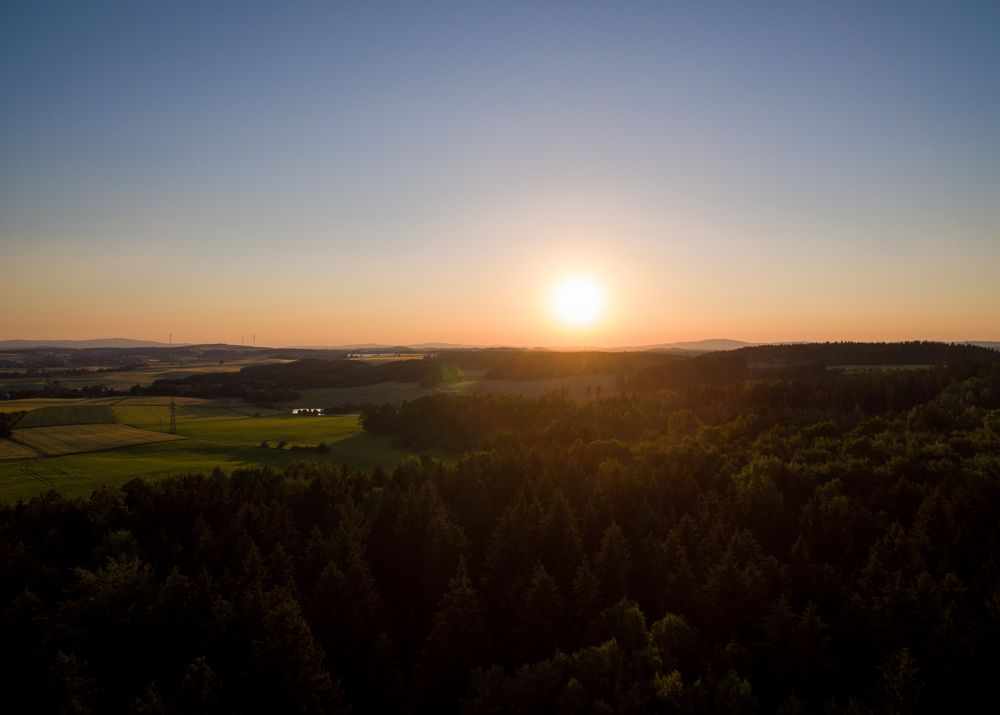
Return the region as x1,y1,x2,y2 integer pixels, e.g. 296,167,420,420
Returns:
0,396,122,413
13,423,183,456
0,411,416,503
2,396,274,420
15,404,117,428
172,414,359,445
281,382,440,408
0,440,39,459
111,401,283,429
0,357,293,392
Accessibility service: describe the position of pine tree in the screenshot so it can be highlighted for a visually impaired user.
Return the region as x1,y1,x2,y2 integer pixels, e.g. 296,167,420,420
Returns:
244,595,345,714
516,561,569,662
594,522,632,605
572,555,601,624
414,560,488,711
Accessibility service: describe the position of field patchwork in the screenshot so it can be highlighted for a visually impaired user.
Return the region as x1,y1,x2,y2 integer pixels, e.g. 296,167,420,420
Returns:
0,412,418,502
12,423,183,457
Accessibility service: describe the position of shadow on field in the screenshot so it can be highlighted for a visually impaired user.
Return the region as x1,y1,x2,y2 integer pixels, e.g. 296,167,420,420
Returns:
245,432,415,471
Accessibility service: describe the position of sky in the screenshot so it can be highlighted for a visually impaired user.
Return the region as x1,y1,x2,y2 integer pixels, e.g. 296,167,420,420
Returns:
1,0,998,347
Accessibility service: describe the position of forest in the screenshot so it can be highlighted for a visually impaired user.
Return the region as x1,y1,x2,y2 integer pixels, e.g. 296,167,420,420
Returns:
141,341,997,402
2,344,1000,713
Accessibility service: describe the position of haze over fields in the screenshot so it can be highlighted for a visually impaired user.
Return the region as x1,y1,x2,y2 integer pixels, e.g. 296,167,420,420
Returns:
2,1,998,347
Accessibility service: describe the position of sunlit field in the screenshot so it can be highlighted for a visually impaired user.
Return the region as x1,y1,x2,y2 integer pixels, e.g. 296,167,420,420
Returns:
12,423,182,456
0,402,414,502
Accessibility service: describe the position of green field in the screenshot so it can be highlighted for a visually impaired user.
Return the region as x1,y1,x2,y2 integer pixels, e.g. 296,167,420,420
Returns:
0,395,206,413
171,414,358,445
15,404,118,428
0,411,415,503
0,396,119,413
282,382,440,408
110,401,281,429
13,423,183,456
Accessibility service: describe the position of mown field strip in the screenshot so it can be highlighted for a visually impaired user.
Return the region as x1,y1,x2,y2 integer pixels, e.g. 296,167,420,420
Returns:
113,396,210,406
0,439,39,459
111,405,170,427
13,423,184,457
0,397,115,413
15,404,118,428
173,414,360,446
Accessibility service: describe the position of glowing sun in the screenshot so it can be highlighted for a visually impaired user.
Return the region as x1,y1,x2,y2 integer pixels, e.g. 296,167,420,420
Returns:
552,276,605,327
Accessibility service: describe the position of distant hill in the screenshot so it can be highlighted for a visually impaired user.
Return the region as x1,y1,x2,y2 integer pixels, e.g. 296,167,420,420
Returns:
0,338,183,349
289,342,502,351
288,339,758,352
630,341,1000,392
5,337,995,354
640,339,757,352
963,341,1000,350
288,343,391,350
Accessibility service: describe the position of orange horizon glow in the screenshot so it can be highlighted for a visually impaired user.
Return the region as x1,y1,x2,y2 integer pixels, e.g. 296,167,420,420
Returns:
3,291,997,350
2,244,998,349
2,4,998,352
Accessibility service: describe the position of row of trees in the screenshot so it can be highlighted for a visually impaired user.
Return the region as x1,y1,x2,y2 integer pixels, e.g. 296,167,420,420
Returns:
0,411,24,438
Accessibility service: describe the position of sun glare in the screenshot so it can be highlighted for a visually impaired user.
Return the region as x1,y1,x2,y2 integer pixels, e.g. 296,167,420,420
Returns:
552,276,605,327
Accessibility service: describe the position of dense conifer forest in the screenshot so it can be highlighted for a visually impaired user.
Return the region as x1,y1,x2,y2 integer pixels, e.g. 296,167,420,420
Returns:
3,344,1000,713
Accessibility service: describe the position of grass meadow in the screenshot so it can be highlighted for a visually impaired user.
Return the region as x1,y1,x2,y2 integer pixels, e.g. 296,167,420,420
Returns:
0,401,415,502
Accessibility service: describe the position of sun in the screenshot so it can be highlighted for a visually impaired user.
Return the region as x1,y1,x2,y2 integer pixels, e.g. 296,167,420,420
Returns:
552,276,605,327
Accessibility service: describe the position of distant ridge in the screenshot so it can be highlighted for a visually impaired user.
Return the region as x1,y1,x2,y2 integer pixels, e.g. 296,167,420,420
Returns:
0,338,184,349
288,339,757,352
637,339,757,352
287,342,507,351
4,338,995,353
962,341,1000,350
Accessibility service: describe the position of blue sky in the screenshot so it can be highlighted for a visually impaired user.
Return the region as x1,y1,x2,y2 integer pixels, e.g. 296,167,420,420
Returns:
2,1,998,345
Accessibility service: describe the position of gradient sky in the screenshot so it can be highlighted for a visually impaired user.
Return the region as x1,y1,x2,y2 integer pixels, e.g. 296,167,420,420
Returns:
2,1,998,347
